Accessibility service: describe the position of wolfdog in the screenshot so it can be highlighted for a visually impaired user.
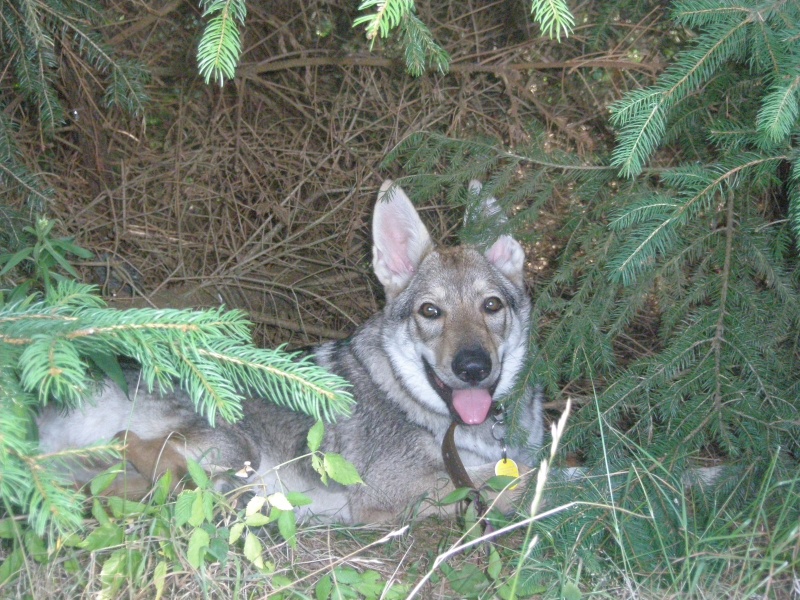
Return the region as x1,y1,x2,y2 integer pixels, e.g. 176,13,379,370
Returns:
37,180,544,523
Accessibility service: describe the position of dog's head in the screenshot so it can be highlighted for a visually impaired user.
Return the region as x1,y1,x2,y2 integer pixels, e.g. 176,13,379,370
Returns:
373,180,531,426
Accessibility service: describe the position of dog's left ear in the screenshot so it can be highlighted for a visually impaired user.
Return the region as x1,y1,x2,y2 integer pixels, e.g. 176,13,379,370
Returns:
486,235,526,287
469,181,526,288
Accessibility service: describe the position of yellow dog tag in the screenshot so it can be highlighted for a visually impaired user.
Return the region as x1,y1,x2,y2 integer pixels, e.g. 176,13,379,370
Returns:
495,458,520,489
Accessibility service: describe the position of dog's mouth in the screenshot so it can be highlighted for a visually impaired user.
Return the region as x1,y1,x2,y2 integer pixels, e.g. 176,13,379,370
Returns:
423,358,497,425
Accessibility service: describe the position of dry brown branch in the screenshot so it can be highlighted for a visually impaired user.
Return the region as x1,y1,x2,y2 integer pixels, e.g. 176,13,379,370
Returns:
6,0,662,349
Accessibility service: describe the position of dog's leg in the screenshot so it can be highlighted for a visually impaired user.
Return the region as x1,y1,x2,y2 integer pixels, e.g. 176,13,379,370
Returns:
106,430,192,499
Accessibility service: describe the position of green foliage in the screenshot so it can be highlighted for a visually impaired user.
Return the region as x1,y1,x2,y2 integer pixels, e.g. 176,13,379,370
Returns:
197,0,247,85
0,217,94,299
610,1,800,178
0,0,149,210
389,0,800,484
386,0,800,591
196,0,576,83
530,0,575,41
353,0,574,76
0,0,149,124
0,224,353,540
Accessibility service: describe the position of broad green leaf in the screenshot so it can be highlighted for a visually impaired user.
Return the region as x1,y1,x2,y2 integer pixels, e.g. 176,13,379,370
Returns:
439,487,473,504
92,498,111,525
229,522,245,544
153,561,168,600
174,492,195,527
562,581,582,600
315,573,332,600
286,491,312,507
90,465,124,496
244,512,271,527
208,536,229,563
243,532,264,569
189,491,206,527
99,549,127,600
267,492,294,511
106,496,150,518
246,494,267,516
484,475,515,492
277,509,297,549
307,419,325,452
81,523,124,551
186,458,210,488
0,548,23,585
87,351,128,396
487,547,502,580
186,528,210,569
0,518,16,538
443,562,490,597
323,453,363,486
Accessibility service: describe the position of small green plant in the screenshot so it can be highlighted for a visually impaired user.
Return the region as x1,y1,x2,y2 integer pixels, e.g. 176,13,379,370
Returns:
0,218,94,300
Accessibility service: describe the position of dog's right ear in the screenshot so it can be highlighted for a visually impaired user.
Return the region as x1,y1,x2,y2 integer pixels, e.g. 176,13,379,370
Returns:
372,180,433,297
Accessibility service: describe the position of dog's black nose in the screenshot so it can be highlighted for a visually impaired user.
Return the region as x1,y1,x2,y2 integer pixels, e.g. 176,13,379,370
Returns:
452,347,491,384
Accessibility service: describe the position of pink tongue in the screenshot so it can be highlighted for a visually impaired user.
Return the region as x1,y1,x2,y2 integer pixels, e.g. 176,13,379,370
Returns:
451,389,493,424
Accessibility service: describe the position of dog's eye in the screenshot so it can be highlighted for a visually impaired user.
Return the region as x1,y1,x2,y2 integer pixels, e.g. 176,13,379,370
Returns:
418,303,441,319
483,297,504,313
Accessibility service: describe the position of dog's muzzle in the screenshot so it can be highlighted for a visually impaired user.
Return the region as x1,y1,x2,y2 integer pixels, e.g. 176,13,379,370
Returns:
423,353,498,425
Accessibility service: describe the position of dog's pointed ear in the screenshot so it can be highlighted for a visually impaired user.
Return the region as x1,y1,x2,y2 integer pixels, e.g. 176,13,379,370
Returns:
486,235,525,287
373,180,433,296
468,181,526,287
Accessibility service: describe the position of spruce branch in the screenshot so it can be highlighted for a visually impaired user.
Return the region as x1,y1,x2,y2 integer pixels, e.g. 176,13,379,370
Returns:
756,74,800,146
530,0,575,41
197,0,247,86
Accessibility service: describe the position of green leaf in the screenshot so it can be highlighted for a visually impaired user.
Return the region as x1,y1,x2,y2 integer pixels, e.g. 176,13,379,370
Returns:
208,536,229,563
267,491,294,511
562,581,582,600
323,453,363,486
443,563,490,598
286,491,313,507
23,531,48,563
277,509,297,549
243,532,264,569
90,466,124,496
174,492,195,527
106,496,150,518
439,487,473,505
87,351,129,397
246,494,267,516
487,547,502,580
244,512,271,527
153,561,168,600
307,419,325,452
311,453,327,483
153,471,173,504
100,549,128,599
186,458,210,488
188,491,207,527
92,498,111,525
0,518,17,539
0,248,33,276
315,574,332,600
187,528,211,569
229,522,245,544
484,475,515,492
81,523,124,551
0,548,23,586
